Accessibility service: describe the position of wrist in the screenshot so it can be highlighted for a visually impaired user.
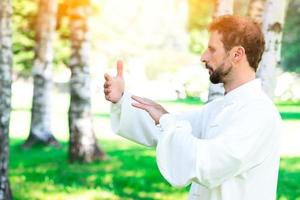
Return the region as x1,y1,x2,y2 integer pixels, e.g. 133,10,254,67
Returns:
112,91,126,105
159,113,176,131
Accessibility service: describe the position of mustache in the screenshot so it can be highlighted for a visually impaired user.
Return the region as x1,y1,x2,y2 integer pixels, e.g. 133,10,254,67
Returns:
205,64,213,71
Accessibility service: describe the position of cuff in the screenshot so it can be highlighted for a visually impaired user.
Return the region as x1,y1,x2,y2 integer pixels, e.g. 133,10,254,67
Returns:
159,113,177,132
111,91,130,112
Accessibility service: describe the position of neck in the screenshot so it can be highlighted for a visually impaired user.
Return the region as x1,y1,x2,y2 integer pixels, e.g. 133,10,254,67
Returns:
223,68,256,94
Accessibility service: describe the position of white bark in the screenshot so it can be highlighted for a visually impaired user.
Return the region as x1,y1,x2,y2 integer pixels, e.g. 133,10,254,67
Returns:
24,0,59,147
214,0,234,18
207,0,234,102
257,0,288,99
247,0,266,24
68,1,105,162
0,0,13,199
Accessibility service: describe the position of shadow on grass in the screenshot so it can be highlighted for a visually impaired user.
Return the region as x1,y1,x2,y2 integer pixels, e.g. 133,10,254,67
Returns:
9,139,187,200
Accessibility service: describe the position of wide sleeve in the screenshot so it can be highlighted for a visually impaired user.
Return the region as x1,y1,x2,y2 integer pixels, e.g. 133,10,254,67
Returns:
156,103,281,188
110,91,162,147
173,108,205,138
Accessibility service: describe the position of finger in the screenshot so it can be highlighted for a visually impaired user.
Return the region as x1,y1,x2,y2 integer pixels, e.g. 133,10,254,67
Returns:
104,73,112,81
105,94,110,101
131,95,152,105
132,102,148,112
104,88,111,95
117,60,123,77
103,82,111,88
131,95,146,105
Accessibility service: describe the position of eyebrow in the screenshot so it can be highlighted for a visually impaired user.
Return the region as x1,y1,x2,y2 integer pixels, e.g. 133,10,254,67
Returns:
208,45,216,51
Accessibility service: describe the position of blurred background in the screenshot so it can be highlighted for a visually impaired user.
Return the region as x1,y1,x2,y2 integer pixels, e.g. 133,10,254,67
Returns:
1,0,299,199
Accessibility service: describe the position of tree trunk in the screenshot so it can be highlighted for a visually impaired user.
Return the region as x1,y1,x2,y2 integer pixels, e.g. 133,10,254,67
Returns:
247,0,266,25
207,0,233,102
68,0,105,163
23,0,60,148
254,0,288,99
0,0,13,199
213,0,234,18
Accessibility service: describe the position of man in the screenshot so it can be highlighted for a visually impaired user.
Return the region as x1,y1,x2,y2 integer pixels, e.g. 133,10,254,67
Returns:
104,15,282,200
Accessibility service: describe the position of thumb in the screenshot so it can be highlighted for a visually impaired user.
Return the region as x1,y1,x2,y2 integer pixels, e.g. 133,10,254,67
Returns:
117,60,123,77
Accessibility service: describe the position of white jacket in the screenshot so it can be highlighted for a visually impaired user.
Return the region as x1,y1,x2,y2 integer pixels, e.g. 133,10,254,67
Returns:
110,79,282,200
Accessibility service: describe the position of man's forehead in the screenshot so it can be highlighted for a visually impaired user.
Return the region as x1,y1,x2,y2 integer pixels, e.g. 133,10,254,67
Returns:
208,31,223,45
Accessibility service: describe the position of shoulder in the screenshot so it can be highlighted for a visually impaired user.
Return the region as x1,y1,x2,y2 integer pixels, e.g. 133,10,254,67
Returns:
240,92,281,122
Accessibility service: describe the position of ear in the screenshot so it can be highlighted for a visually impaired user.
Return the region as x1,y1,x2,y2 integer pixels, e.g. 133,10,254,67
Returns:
231,46,245,63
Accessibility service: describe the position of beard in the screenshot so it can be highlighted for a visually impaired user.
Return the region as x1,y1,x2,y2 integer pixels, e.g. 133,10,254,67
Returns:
206,62,232,84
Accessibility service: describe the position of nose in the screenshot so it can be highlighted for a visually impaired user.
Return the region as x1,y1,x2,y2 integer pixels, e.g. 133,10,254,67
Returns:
201,50,208,63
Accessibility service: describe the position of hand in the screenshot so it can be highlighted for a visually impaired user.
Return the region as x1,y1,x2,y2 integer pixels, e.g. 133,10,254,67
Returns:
131,95,168,125
104,60,125,103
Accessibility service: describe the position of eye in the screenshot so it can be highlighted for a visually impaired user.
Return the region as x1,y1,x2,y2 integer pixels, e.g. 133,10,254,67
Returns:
208,46,216,53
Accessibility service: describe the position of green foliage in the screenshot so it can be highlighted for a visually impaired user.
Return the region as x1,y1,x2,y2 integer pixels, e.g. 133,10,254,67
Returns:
281,0,300,74
53,33,71,71
187,0,215,54
12,0,37,76
188,30,209,54
12,0,71,77
188,0,215,31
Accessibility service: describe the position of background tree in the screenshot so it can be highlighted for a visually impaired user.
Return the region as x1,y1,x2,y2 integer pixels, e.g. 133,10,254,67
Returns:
188,0,215,55
213,0,234,18
207,0,233,102
67,0,105,162
23,0,60,148
281,0,300,74
0,0,13,199
12,0,36,77
247,0,266,24
12,0,71,77
256,0,288,98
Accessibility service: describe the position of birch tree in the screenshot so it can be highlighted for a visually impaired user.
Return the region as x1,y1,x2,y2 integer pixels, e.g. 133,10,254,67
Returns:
0,0,13,199
207,0,234,102
257,0,288,98
213,0,234,18
68,0,105,162
23,0,59,148
247,0,266,24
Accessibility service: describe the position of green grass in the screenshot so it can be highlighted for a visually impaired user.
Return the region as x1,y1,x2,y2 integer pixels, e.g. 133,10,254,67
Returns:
9,138,300,200
9,139,187,200
8,99,300,199
275,103,300,121
278,157,300,200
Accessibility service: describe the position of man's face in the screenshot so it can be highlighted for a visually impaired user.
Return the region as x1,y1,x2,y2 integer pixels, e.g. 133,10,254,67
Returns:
201,31,232,84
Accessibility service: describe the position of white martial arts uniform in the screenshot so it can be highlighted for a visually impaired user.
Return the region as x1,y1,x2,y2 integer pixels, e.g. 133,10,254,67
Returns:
110,79,282,200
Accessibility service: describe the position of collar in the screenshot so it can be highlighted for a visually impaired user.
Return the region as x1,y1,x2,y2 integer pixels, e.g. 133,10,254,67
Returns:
223,79,262,104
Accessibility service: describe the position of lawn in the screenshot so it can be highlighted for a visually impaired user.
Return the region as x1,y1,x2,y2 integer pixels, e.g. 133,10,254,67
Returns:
9,138,300,200
9,139,187,200
8,98,300,199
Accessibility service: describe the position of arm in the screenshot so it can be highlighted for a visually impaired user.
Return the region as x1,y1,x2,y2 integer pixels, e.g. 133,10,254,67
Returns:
104,61,162,146
133,98,280,188
110,91,162,147
156,103,280,188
